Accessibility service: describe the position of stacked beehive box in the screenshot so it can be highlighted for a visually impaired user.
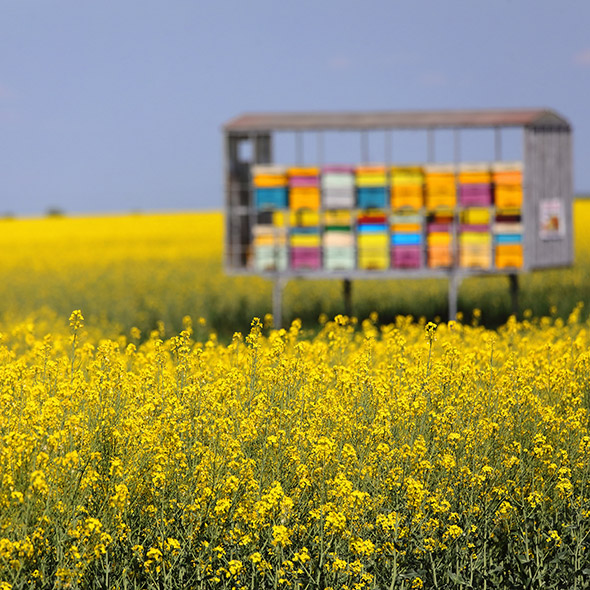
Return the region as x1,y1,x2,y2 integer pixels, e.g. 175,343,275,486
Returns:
459,208,492,268
493,162,524,268
252,165,288,209
390,212,423,269
356,165,388,208
323,210,355,270
249,159,529,273
458,163,493,207
288,167,320,211
358,212,389,270
390,165,424,210
322,166,356,208
456,164,492,268
427,211,454,268
252,212,287,272
424,164,456,210
290,224,321,270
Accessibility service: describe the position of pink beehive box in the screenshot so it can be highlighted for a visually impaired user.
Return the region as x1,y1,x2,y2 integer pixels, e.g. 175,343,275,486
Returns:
290,247,322,270
459,224,490,233
391,246,422,268
289,176,320,187
427,223,452,233
459,184,492,206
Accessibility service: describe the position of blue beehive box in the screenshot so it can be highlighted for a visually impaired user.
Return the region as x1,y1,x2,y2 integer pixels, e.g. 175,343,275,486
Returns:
358,223,388,233
495,233,522,244
392,233,422,246
255,187,288,209
357,187,388,209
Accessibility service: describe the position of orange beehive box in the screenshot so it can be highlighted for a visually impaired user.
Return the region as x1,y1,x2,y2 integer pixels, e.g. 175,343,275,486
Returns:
427,232,452,246
391,184,424,209
253,174,288,188
459,172,492,184
391,223,422,233
288,166,320,177
495,244,524,268
425,189,456,210
290,187,320,210
428,246,453,268
493,170,523,184
495,185,523,209
460,251,492,269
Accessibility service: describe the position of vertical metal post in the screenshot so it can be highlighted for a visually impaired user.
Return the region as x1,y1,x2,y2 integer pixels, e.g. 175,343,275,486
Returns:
385,130,392,165
495,127,502,161
343,279,352,317
361,130,369,162
295,132,303,165
509,273,519,317
272,277,285,329
448,271,460,321
427,128,435,162
454,128,461,164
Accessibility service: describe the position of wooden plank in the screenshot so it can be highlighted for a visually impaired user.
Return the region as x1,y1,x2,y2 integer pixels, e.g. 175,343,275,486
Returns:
224,109,571,133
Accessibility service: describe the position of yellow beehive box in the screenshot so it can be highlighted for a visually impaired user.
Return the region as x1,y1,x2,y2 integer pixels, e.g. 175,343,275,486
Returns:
290,209,320,227
461,208,491,225
459,232,492,246
391,164,423,173
495,244,524,268
391,165,424,185
358,252,389,270
356,164,387,186
357,174,388,187
272,211,287,226
290,234,321,248
358,233,389,249
290,187,320,210
495,185,523,208
391,175,423,186
324,209,352,225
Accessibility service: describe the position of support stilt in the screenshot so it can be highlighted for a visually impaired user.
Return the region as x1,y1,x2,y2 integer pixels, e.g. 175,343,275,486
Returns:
343,279,352,318
272,277,285,329
448,271,460,321
509,273,519,317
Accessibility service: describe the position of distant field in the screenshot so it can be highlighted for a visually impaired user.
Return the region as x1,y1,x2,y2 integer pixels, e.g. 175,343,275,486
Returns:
1,201,589,337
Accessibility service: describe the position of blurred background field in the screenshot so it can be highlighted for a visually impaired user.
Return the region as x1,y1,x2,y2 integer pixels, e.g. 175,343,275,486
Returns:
2,200,590,340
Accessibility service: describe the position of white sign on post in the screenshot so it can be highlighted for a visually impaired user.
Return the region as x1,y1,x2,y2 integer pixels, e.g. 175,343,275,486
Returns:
539,198,565,240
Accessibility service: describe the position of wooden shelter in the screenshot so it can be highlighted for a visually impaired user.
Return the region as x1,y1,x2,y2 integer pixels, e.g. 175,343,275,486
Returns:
223,108,573,324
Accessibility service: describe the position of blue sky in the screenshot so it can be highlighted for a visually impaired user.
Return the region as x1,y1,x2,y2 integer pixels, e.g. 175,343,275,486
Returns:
1,0,589,216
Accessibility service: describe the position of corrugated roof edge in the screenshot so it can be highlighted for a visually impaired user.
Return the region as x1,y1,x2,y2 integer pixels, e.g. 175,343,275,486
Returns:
223,108,570,132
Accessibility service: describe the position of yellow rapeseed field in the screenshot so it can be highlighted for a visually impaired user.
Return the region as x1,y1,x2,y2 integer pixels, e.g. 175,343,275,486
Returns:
0,200,587,336
0,202,590,588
